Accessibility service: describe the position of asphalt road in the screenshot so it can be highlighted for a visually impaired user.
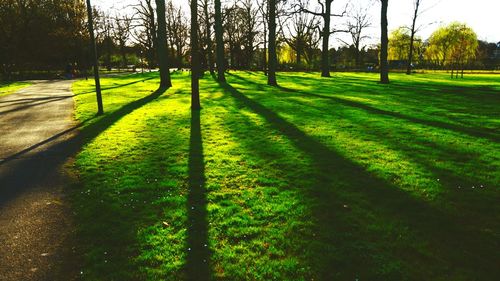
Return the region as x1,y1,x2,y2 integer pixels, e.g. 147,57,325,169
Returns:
0,80,79,281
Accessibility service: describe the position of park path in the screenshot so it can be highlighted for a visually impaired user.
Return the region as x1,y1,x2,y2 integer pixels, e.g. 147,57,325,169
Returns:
0,80,79,281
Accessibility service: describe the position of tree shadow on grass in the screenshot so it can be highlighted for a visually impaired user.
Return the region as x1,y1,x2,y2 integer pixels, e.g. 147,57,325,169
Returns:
229,72,500,142
185,109,211,281
73,75,158,96
216,79,498,279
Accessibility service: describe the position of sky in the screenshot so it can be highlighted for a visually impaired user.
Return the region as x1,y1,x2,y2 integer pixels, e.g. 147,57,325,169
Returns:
93,0,500,47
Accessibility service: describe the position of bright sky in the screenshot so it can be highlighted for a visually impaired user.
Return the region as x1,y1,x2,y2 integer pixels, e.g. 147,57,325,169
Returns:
94,0,500,47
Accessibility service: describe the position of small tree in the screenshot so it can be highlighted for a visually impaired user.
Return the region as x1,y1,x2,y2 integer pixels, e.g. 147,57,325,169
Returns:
425,22,478,77
448,23,478,78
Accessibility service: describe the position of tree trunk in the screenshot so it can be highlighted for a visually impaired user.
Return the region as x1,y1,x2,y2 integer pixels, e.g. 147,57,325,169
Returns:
267,0,277,86
354,41,360,68
204,1,214,74
85,0,103,115
106,36,112,71
147,0,157,68
191,0,201,109
156,0,172,88
296,47,302,66
263,6,268,76
406,0,420,75
380,0,390,84
121,45,127,70
214,0,226,82
320,1,331,77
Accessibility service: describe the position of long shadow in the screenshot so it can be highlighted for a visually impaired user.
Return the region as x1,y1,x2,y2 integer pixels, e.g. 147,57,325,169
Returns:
280,73,500,117
284,86,500,142
0,120,88,165
0,96,70,106
0,96,73,115
185,109,211,281
0,87,167,207
217,80,498,279
73,76,157,96
229,72,500,142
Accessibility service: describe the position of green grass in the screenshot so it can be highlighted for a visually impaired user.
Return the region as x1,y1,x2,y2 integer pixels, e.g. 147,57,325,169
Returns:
71,71,500,280
0,81,32,97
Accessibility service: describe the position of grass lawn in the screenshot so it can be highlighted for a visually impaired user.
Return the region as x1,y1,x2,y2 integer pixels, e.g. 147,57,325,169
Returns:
71,71,499,280
0,81,32,98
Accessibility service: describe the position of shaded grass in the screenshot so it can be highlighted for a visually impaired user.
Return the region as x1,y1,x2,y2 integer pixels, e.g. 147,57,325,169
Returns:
71,71,500,280
0,81,32,98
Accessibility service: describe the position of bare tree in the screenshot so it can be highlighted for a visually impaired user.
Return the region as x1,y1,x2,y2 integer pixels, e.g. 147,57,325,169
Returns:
113,14,132,69
241,0,259,69
268,0,278,85
131,0,157,68
166,1,189,68
200,0,214,74
156,0,172,88
281,8,320,68
257,0,268,75
299,0,347,77
85,0,104,114
223,1,259,69
93,8,113,70
406,0,421,74
380,0,389,83
214,0,226,82
191,0,201,109
344,5,371,68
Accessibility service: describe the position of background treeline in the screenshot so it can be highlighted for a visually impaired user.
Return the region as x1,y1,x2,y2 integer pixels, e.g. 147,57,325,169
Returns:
1,0,499,80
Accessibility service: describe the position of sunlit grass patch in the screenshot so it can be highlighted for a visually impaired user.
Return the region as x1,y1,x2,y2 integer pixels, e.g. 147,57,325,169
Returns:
0,81,32,97
71,71,500,280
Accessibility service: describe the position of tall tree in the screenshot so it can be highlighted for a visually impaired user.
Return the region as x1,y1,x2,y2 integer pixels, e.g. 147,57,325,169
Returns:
86,0,104,114
113,14,132,69
166,1,189,68
155,0,172,88
406,0,421,74
191,0,201,109
380,0,389,84
281,9,320,68
242,0,259,69
201,0,214,74
257,0,268,75
300,0,346,77
214,0,226,82
267,0,278,86
132,0,157,68
345,6,371,68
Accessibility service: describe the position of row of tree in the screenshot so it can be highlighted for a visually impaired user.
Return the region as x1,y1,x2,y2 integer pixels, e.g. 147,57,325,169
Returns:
157,0,393,110
2,0,499,81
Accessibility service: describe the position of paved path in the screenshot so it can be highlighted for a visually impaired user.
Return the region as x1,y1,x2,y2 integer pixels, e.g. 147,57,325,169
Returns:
0,80,79,281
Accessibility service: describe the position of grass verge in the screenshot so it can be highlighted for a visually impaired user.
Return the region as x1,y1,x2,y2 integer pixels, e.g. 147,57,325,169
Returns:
0,81,32,98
